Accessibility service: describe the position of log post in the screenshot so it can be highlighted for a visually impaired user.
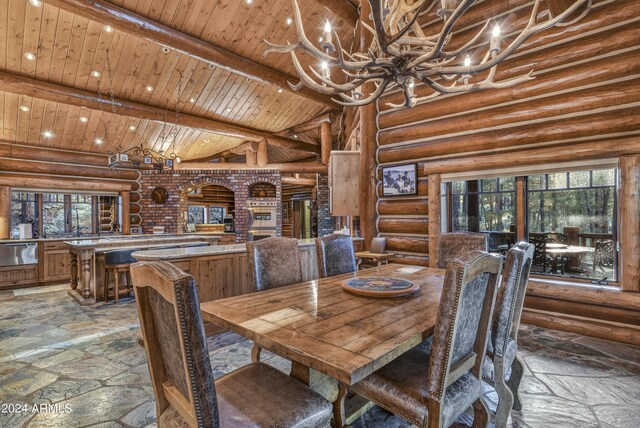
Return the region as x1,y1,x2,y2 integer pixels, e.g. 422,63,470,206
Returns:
257,139,268,167
246,149,258,167
428,175,442,268
619,155,640,292
0,186,10,239
516,177,526,241
358,0,377,249
120,191,131,235
320,121,332,165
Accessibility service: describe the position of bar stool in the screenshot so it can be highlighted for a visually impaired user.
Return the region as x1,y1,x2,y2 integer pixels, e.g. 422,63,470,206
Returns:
104,249,137,303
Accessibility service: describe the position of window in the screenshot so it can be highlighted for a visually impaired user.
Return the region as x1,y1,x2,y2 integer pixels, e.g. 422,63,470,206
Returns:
10,192,37,238
208,206,226,224
188,206,206,224
445,168,618,284
42,193,66,236
70,194,93,235
188,205,226,225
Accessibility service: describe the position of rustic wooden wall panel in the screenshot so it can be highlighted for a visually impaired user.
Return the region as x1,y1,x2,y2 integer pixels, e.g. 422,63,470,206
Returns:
374,1,640,275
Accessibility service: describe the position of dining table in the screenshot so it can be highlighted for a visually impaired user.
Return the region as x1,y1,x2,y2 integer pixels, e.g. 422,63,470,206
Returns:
200,263,445,418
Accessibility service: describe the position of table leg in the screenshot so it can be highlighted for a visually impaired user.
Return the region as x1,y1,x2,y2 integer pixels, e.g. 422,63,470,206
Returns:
69,254,78,290
290,361,338,403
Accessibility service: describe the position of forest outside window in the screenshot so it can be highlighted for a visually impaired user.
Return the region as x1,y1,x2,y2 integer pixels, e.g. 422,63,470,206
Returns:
445,168,618,284
188,206,226,225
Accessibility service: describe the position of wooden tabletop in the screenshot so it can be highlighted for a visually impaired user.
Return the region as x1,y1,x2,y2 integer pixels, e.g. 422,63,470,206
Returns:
355,251,396,260
546,245,595,255
200,263,444,385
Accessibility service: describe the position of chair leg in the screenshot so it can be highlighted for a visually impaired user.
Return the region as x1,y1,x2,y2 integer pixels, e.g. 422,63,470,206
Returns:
507,355,525,411
493,357,514,428
114,269,120,304
472,398,490,428
104,270,110,302
251,343,262,362
332,383,347,428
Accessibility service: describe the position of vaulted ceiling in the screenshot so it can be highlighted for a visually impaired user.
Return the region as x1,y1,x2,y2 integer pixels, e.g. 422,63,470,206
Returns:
0,0,357,163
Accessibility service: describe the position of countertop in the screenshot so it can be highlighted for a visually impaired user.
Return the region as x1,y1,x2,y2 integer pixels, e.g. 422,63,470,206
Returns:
64,234,221,249
133,237,363,261
0,232,229,245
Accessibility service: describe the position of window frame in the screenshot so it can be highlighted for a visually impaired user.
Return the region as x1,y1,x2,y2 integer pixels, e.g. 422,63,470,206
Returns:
444,167,620,286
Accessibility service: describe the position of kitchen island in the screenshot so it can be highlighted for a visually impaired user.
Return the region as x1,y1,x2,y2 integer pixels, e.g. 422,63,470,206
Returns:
64,234,221,305
133,237,363,303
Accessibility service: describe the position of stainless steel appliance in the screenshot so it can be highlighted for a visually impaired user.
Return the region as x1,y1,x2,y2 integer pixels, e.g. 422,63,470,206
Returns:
0,243,38,267
223,214,235,233
247,199,277,241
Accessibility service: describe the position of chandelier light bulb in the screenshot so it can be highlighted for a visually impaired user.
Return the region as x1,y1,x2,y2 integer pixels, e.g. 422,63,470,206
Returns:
285,17,293,26
321,61,328,70
464,55,471,67
324,21,332,33
492,23,501,38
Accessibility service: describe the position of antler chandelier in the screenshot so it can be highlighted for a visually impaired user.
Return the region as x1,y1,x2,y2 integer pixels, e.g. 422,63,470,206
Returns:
265,0,591,108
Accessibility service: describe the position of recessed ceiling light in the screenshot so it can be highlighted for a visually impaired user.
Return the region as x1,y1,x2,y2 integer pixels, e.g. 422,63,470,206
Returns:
19,105,31,112
208,64,215,69
319,37,323,42
204,138,210,143
95,137,103,144
293,134,298,139
42,130,54,138
145,85,154,92
91,70,101,78
161,47,170,53
79,116,89,123
129,125,136,131
277,88,284,93
24,52,36,61
189,97,196,103
28,0,42,7
226,107,232,112
285,17,293,26
103,25,114,33
245,0,253,4
175,156,182,163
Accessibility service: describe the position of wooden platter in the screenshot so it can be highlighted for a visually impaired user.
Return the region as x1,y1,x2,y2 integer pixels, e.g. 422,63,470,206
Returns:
341,276,420,297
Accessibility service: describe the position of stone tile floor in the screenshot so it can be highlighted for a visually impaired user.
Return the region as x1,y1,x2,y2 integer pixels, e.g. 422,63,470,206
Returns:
0,285,638,428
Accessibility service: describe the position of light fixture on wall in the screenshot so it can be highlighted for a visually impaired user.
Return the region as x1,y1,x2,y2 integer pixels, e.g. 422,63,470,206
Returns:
266,0,592,108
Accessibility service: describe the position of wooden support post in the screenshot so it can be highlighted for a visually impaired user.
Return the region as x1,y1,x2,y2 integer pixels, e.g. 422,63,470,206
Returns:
428,175,442,268
257,140,268,167
0,186,10,239
619,155,640,292
320,121,332,165
358,0,377,250
120,191,131,235
246,149,258,167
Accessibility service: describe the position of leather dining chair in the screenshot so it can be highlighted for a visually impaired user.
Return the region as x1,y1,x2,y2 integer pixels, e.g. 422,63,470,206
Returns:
130,260,332,428
483,242,534,426
437,232,488,269
246,237,303,361
315,234,357,278
333,251,503,428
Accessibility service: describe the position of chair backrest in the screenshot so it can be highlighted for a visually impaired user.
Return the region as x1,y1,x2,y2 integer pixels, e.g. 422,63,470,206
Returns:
436,232,488,269
370,237,387,254
246,237,303,291
492,242,534,357
105,249,137,266
528,233,548,267
427,251,502,403
130,261,219,428
315,234,357,278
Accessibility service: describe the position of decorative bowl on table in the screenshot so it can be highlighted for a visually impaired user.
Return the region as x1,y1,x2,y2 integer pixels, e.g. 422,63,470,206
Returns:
341,276,419,297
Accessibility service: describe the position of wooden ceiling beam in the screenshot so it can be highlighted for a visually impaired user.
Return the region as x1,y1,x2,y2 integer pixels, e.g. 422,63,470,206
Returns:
0,70,319,154
42,0,338,109
313,0,359,25
178,162,328,174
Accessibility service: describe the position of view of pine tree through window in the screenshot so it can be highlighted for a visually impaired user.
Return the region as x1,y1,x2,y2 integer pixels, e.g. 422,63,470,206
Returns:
446,168,618,283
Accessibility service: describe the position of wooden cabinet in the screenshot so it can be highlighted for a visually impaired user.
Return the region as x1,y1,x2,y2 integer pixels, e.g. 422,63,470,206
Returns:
40,241,72,283
329,151,360,216
0,265,37,289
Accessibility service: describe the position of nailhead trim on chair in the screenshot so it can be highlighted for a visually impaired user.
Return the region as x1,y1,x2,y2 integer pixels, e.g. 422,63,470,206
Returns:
174,281,208,428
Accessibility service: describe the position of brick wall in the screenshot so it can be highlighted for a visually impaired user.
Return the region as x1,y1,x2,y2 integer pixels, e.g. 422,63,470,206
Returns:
137,169,281,242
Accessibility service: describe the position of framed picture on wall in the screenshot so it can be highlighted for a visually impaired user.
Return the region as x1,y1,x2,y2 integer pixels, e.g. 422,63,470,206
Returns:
382,164,418,196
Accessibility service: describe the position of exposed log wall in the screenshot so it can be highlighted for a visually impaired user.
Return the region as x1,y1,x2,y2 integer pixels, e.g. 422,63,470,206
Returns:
373,1,640,340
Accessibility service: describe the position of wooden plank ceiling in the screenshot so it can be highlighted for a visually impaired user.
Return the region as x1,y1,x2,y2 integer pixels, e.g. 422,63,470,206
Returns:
0,0,354,162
